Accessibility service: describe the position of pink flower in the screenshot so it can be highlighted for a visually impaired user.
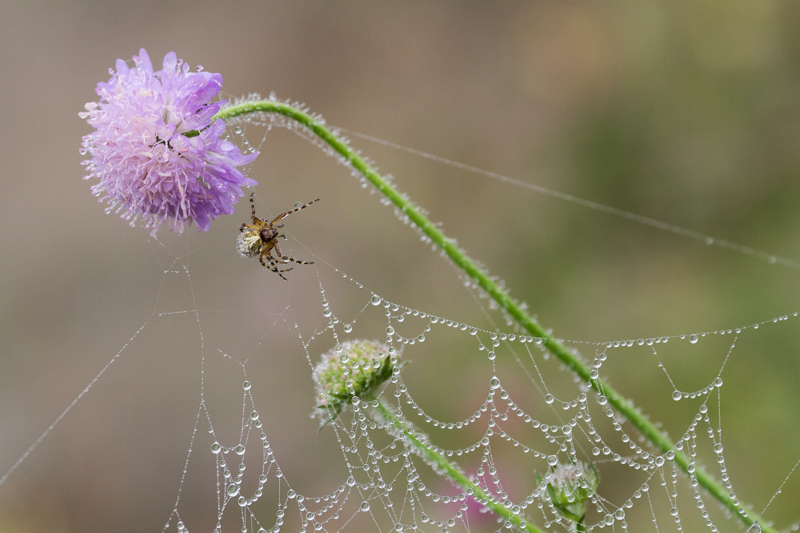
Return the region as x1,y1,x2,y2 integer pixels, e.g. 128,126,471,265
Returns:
80,49,258,235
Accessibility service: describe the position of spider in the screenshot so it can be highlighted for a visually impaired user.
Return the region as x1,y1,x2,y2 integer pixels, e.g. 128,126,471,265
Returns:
237,192,318,280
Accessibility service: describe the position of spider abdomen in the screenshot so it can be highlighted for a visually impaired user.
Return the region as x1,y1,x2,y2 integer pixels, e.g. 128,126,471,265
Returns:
237,231,263,259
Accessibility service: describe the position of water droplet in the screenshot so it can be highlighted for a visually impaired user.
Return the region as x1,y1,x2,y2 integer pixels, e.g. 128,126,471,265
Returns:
689,334,698,344
343,323,353,333
371,295,382,306
672,390,683,401
490,377,501,389
386,326,395,336
360,501,370,512
235,444,246,455
243,381,251,391
547,455,558,466
211,442,221,454
544,394,555,404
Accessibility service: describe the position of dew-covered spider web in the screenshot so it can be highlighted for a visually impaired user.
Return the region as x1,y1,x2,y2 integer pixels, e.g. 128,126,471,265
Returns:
3,100,800,533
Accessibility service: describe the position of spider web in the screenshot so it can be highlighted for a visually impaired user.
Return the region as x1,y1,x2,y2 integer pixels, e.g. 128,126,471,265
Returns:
2,115,799,533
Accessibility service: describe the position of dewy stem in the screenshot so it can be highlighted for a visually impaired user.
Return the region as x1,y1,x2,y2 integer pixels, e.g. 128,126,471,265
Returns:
369,399,545,533
212,100,771,533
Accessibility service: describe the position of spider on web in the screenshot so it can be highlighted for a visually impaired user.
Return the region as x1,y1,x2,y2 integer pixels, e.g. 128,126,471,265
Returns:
237,192,318,280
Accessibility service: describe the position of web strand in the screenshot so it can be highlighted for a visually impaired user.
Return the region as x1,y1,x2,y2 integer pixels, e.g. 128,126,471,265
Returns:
5,120,798,532
339,127,800,271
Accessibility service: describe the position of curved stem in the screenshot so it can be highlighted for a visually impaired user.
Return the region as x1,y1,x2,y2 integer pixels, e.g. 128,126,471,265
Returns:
212,100,771,533
370,399,545,533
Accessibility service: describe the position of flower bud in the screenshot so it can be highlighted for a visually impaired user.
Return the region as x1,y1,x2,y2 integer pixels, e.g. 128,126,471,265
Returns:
312,340,398,426
537,461,598,524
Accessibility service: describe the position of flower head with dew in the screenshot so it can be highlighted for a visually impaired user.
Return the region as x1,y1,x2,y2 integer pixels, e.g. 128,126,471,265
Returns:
312,340,403,427
537,461,599,527
79,48,258,235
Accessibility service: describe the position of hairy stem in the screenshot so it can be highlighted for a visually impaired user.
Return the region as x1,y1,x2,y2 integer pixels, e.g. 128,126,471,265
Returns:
370,399,544,533
212,99,771,533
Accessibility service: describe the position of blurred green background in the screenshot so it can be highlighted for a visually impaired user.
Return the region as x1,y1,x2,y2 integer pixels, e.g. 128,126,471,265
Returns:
1,1,799,531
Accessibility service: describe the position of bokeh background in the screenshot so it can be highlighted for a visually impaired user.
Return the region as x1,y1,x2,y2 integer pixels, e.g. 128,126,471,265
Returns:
2,1,800,531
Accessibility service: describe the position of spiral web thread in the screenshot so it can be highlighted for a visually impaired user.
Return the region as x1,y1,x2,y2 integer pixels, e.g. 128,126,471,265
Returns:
162,112,800,532
155,246,799,533
2,113,798,533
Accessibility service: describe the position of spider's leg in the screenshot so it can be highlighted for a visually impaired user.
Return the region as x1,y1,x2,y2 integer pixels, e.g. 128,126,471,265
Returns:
269,258,294,273
246,194,268,226
266,257,293,281
259,244,293,280
269,199,320,226
258,243,277,268
240,222,262,233
264,244,287,264
274,242,314,265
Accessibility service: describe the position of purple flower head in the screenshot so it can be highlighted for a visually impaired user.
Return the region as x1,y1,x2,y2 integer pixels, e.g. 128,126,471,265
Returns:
80,49,258,235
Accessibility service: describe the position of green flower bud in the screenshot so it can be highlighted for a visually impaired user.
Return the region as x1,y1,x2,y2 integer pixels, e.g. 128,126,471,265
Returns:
537,461,598,526
312,340,399,427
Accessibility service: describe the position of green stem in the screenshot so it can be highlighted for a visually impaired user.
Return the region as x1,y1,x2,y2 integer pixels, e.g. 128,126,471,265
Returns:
212,100,771,533
370,399,544,533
